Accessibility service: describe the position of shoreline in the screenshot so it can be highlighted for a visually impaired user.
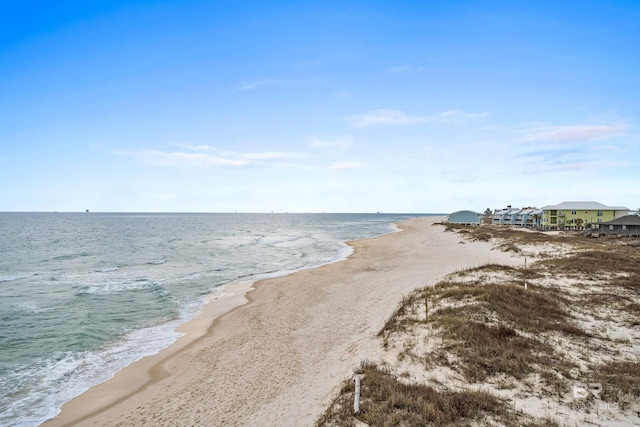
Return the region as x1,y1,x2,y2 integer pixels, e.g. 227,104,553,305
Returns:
41,279,258,427
36,217,399,426
43,216,519,426
39,219,401,426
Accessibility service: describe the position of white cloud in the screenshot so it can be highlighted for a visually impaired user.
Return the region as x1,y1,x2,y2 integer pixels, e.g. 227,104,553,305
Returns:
347,109,416,127
330,161,362,170
119,145,309,169
522,124,626,144
347,109,488,128
119,149,251,168
514,145,630,175
435,110,489,122
175,144,308,161
212,148,306,161
237,79,284,91
524,160,628,174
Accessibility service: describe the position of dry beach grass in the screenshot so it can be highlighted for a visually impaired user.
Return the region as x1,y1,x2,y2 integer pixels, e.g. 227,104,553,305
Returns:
319,225,640,426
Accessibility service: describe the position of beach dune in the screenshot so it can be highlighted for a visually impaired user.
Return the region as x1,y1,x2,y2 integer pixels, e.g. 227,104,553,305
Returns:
43,216,517,426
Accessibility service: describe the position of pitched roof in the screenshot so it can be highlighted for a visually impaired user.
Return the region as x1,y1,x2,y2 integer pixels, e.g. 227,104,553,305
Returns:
543,201,629,211
449,210,482,215
602,215,640,225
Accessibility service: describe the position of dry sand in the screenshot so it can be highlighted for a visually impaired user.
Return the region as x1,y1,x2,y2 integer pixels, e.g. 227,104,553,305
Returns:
43,216,519,427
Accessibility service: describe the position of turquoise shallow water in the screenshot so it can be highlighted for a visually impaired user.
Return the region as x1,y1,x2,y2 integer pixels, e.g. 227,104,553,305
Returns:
0,212,426,426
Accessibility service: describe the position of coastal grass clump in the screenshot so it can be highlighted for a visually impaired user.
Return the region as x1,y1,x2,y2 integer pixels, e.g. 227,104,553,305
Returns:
625,302,640,321
424,282,584,382
379,271,587,340
542,248,639,275
376,263,543,341
446,224,640,260
377,265,586,386
437,282,588,337
451,225,640,311
590,361,640,406
444,223,585,246
378,294,422,343
538,244,640,305
316,362,557,427
435,315,548,382
463,263,542,278
577,291,634,312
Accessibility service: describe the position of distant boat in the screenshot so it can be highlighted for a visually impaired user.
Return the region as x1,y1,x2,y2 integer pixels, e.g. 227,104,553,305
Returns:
86,209,89,213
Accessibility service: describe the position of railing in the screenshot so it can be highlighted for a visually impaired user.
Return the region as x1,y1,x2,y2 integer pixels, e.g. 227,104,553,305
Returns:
597,229,640,236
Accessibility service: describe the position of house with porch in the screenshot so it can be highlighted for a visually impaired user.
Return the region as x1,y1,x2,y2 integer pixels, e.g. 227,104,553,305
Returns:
492,206,519,225
515,208,543,227
492,206,542,227
593,215,640,237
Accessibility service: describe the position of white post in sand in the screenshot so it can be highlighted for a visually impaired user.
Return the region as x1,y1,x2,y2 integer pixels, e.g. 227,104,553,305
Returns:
354,375,361,415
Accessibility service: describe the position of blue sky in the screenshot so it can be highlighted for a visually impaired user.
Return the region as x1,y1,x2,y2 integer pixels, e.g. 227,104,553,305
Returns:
1,1,638,213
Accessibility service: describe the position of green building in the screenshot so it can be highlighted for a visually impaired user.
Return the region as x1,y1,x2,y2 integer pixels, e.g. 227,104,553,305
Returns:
541,201,630,230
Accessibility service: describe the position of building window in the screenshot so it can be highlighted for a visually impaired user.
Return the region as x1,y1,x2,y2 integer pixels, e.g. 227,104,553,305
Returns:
572,210,577,215
597,210,603,216
622,225,627,231
597,219,602,223
609,225,614,230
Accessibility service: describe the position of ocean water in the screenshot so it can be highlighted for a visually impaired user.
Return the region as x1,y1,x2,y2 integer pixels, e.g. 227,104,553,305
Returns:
0,212,424,426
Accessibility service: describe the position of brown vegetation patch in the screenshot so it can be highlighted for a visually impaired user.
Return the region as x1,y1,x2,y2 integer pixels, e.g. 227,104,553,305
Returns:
591,361,640,406
316,362,556,427
428,283,583,382
377,278,584,385
543,249,639,275
444,224,585,247
437,317,548,382
320,226,640,426
431,282,585,336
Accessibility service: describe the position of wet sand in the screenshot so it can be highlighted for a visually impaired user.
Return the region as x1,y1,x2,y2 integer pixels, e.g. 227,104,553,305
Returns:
43,216,517,426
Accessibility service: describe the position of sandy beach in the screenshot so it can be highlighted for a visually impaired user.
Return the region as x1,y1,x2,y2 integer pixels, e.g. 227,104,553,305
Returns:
43,216,519,426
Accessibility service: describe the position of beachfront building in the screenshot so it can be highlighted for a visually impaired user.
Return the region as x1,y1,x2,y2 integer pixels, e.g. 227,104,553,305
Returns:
541,201,630,230
491,206,541,227
447,210,483,225
593,215,640,237
503,208,521,225
515,208,543,227
492,206,518,225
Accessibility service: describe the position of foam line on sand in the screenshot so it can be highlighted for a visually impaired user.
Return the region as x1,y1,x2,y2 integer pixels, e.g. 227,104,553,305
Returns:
42,216,518,426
